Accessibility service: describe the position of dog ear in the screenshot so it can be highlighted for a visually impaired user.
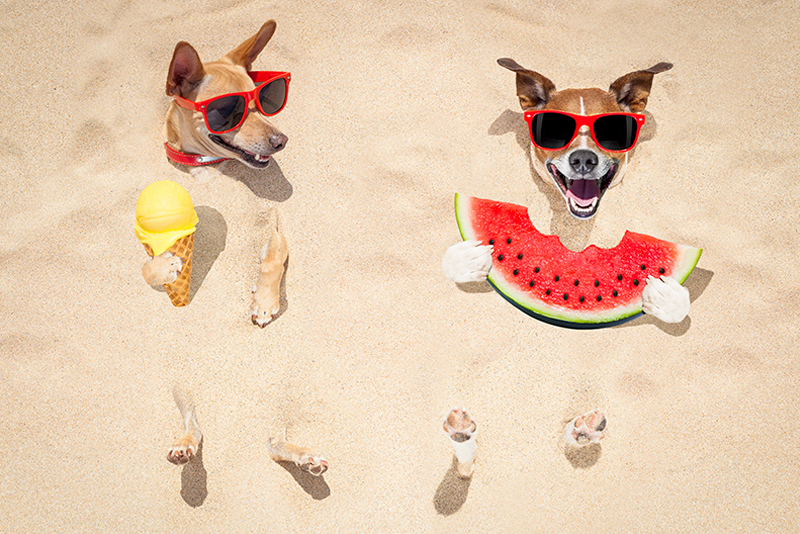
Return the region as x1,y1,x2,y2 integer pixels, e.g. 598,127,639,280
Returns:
224,20,277,71
497,58,556,110
609,62,672,112
167,42,206,97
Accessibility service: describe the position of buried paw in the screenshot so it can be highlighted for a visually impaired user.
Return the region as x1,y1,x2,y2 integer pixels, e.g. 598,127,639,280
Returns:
443,407,477,440
442,240,494,284
299,455,329,476
167,438,198,465
642,275,690,323
143,252,183,286
249,299,279,328
564,409,607,447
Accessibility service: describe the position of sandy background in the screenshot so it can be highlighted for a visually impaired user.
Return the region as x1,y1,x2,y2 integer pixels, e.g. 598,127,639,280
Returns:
2,0,799,532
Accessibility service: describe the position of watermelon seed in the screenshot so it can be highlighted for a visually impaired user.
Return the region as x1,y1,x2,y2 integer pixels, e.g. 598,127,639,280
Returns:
489,239,494,245
529,280,535,287
534,267,540,273
563,293,569,300
594,280,599,287
634,279,640,286
574,280,579,287
498,254,504,261
546,289,551,296
613,290,618,297
554,275,560,282
617,274,623,281
596,295,602,302
659,267,665,274
506,238,512,244
513,269,519,276
517,253,523,260
640,264,646,270
580,296,585,303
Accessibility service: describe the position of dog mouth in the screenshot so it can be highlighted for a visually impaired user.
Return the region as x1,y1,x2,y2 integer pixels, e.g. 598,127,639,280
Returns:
548,162,618,219
209,135,272,168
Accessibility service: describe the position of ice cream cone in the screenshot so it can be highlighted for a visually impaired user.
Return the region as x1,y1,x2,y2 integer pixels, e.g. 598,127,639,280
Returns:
135,180,198,307
143,233,194,307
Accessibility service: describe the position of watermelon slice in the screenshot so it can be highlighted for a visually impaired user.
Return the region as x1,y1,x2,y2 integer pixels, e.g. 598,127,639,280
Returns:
455,193,702,329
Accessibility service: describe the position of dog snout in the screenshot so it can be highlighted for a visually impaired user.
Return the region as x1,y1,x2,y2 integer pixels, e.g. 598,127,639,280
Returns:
269,133,287,151
569,149,598,176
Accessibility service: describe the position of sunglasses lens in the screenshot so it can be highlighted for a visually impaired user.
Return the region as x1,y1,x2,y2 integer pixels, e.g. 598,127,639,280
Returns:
593,115,639,151
258,78,287,115
205,95,246,133
530,112,577,149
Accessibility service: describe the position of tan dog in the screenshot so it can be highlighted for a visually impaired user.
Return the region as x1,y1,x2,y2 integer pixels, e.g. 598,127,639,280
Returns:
267,428,329,476
250,208,288,327
167,386,203,465
498,58,672,220
165,20,288,179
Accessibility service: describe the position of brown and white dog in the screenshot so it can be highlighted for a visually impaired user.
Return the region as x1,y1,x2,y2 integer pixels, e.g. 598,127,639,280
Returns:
165,20,288,177
499,58,672,220
443,60,691,323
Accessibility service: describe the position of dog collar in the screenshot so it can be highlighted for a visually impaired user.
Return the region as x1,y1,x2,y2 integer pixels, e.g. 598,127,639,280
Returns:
165,142,229,166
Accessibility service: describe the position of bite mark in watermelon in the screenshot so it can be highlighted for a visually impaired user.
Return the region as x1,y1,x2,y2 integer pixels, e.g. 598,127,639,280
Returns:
455,193,702,329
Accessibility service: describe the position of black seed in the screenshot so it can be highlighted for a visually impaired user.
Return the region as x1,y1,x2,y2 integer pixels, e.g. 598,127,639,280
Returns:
529,280,535,287
659,267,665,274
546,289,551,296
594,280,600,287
580,296,585,303
596,295,602,302
554,275,560,282
563,293,569,300
534,267,540,273
489,239,494,245
640,264,646,270
498,254,504,261
613,290,618,297
634,279,640,286
513,269,519,276
517,253,523,260
617,274,623,281
506,238,512,244
574,280,579,287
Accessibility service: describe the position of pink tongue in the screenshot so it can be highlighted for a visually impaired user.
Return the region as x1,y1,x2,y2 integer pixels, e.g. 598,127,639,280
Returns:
566,180,599,207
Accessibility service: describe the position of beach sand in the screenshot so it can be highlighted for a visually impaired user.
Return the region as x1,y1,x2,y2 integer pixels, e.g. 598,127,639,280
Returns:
1,0,799,532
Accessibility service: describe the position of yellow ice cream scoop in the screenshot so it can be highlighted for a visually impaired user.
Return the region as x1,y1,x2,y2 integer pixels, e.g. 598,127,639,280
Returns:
135,180,198,256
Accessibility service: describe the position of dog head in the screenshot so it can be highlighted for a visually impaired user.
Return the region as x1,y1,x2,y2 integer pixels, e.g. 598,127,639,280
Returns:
499,58,672,219
165,20,288,168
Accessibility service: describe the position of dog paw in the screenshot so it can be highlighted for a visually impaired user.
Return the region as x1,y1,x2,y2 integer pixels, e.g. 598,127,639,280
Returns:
443,407,477,439
167,437,198,465
299,455,329,476
250,298,279,328
564,409,606,447
442,240,494,284
143,252,183,286
642,275,690,323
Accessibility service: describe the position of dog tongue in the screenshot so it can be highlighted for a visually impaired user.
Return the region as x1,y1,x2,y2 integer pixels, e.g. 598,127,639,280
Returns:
566,180,599,207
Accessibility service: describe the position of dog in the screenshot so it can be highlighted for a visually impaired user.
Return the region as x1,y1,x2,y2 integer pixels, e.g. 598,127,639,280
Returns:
267,428,329,476
443,60,690,324
250,208,288,327
167,386,203,465
499,58,672,220
165,20,289,181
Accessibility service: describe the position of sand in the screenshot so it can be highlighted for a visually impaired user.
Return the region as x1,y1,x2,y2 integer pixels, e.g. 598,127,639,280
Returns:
1,0,799,532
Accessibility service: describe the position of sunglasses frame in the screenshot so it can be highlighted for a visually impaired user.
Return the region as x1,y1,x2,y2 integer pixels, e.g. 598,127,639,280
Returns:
523,110,645,153
173,71,291,134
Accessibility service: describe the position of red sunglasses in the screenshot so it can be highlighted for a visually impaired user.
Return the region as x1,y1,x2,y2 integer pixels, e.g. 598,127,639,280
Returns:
523,110,645,153
173,71,291,134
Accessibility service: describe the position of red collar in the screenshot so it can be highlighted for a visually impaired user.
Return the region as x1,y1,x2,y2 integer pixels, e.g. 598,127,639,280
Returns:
165,142,229,166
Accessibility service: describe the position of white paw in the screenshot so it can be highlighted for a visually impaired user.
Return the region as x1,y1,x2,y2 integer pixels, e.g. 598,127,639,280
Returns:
442,240,494,284
642,275,690,323
563,409,607,447
161,252,183,283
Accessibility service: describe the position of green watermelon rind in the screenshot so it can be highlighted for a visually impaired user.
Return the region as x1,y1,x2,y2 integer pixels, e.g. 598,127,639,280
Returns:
454,193,703,329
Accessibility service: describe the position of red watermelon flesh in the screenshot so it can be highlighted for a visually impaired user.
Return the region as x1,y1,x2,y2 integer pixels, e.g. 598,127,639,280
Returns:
455,193,702,329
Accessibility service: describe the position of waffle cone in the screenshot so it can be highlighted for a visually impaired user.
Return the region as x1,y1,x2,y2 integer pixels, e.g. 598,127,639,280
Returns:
143,233,194,307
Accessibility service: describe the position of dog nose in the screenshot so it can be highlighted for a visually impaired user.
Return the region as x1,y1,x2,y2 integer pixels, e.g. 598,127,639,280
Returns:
569,150,598,176
270,133,288,151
